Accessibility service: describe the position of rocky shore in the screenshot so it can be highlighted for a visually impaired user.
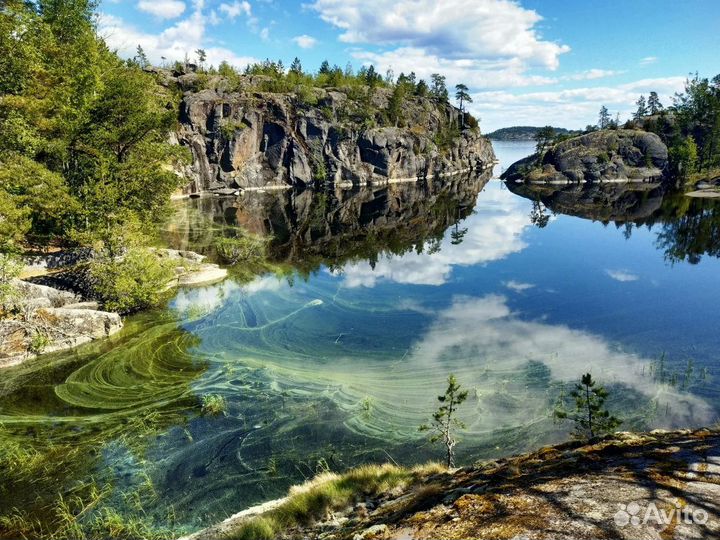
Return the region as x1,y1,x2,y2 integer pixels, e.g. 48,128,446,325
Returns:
0,249,227,368
187,428,720,540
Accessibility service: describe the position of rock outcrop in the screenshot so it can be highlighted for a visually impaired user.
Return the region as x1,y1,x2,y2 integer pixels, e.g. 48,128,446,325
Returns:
0,280,123,368
174,84,495,192
502,129,668,183
189,428,720,540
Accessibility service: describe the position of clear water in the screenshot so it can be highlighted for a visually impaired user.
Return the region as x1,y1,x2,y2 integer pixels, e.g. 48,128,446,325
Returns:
2,140,720,533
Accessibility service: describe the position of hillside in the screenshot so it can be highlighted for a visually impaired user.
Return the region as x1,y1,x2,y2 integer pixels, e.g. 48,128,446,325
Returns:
186,428,720,540
487,126,578,141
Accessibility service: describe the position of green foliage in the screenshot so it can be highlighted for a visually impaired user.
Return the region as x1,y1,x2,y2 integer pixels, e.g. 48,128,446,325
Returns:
213,234,267,265
90,248,175,313
201,394,227,416
669,135,699,180
0,253,22,314
419,374,468,468
534,125,557,156
29,331,52,354
554,373,621,440
0,0,187,252
598,105,611,129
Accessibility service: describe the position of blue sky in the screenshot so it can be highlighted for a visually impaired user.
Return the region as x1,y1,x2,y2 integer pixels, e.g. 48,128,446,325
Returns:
99,0,720,131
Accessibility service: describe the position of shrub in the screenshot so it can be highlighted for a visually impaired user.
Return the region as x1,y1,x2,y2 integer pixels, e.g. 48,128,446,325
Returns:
213,235,267,265
90,248,175,313
0,253,22,315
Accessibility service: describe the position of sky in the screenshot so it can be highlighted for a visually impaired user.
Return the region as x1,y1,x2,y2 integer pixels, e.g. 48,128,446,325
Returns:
98,0,720,132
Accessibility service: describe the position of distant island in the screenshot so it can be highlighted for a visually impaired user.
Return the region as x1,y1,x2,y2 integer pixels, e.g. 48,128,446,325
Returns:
486,125,579,141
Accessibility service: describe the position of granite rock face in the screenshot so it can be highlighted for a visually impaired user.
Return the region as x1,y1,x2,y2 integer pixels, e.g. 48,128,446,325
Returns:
0,280,122,368
174,87,495,192
503,129,668,183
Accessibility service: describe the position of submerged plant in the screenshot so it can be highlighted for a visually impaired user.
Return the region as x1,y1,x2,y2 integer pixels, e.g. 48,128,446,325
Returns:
201,394,228,416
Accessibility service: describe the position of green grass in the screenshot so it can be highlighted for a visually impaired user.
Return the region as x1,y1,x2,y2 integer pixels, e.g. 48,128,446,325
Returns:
224,463,443,539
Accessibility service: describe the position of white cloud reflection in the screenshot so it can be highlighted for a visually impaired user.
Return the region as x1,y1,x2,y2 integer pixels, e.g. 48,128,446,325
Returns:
333,185,530,287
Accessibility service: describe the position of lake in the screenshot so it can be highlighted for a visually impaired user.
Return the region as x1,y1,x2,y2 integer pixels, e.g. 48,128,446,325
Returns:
2,140,720,535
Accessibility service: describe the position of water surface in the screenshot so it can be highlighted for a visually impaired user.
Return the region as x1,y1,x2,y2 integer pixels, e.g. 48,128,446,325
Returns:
2,140,720,534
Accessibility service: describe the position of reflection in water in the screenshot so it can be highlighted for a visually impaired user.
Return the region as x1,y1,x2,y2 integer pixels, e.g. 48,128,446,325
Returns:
506,180,720,264
4,149,720,536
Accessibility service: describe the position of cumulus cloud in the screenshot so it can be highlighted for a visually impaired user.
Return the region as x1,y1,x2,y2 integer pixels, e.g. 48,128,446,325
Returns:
310,0,569,68
293,34,318,49
308,0,569,90
333,185,531,287
473,76,686,132
605,269,639,282
137,0,186,20
99,4,257,69
219,1,251,20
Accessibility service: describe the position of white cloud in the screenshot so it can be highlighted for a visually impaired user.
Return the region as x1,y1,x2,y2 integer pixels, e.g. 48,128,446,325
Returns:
333,184,531,287
310,0,569,68
605,269,639,282
640,56,658,66
137,0,186,20
503,280,535,292
293,34,318,49
99,5,257,69
309,0,569,91
565,68,622,81
219,1,251,20
260,27,270,41
473,76,686,132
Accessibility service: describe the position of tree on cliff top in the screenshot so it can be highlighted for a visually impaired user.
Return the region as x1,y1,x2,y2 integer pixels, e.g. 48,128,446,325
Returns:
455,83,472,127
598,106,611,129
420,374,469,468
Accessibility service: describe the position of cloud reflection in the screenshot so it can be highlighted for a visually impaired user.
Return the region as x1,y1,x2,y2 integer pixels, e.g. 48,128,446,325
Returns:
334,185,531,287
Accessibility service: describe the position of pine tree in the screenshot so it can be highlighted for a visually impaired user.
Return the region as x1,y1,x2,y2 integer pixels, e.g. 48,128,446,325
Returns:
647,91,663,115
534,125,556,156
430,73,448,101
135,45,149,68
419,374,468,468
634,95,648,121
195,48,206,70
454,83,472,126
598,106,611,129
554,373,621,439
289,57,302,75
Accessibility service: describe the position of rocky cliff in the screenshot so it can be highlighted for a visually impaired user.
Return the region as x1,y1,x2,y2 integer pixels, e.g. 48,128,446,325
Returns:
502,129,668,183
170,76,495,192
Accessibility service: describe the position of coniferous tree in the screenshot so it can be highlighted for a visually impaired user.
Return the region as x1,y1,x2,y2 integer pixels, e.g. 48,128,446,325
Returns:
598,106,611,129
554,373,621,439
419,374,468,468
647,91,663,114
430,73,448,101
634,95,648,121
454,83,472,126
